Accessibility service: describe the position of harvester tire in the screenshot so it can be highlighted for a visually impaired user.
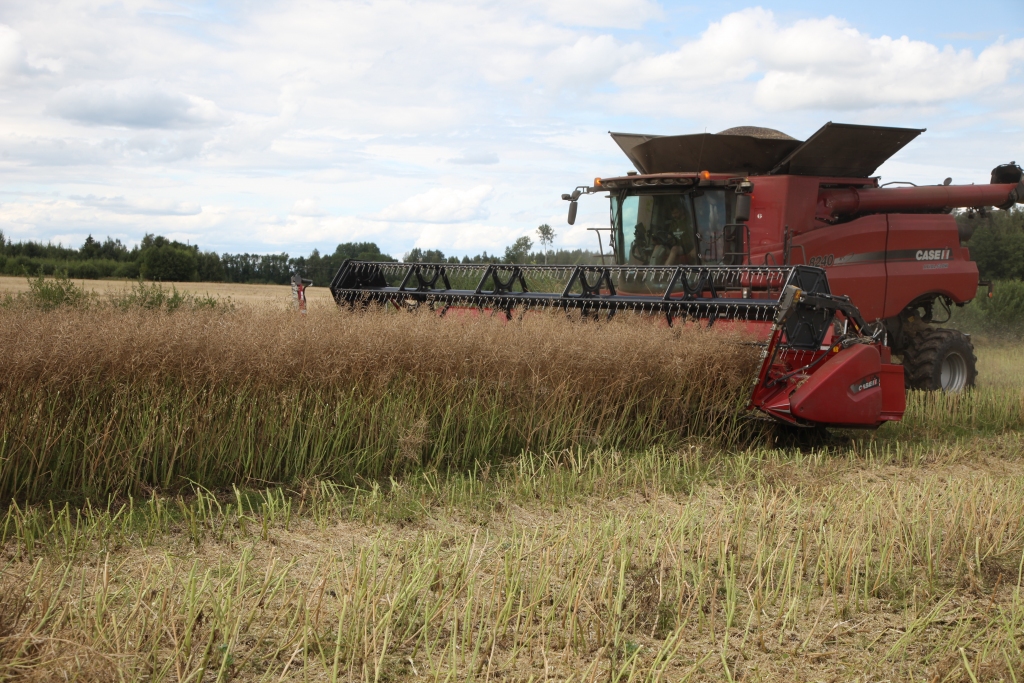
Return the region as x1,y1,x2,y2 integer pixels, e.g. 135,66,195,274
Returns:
902,327,977,392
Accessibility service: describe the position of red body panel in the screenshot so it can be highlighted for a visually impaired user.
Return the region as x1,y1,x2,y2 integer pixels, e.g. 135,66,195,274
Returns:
747,338,905,428
791,215,888,321
883,214,978,318
743,176,991,320
746,176,820,260
789,345,883,426
880,362,906,421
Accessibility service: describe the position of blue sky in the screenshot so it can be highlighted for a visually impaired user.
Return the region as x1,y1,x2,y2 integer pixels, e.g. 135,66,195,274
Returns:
0,0,1022,259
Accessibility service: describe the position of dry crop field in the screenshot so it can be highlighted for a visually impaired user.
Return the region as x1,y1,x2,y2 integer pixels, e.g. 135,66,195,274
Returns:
0,275,338,306
1,279,1023,682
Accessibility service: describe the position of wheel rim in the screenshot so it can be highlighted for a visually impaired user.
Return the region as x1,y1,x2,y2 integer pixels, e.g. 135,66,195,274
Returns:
939,352,968,392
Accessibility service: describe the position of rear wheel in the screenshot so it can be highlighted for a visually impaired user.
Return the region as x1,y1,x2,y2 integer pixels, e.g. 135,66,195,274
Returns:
902,328,977,392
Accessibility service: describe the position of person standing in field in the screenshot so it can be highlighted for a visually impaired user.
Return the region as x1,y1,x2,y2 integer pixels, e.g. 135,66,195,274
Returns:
291,273,313,313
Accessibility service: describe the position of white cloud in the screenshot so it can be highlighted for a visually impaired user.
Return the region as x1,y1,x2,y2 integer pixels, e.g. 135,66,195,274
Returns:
49,80,226,129
413,222,525,254
0,24,28,77
71,195,202,216
0,195,212,246
258,214,390,246
535,0,662,29
541,35,644,89
290,198,326,217
375,186,493,223
0,23,54,79
449,150,499,165
613,8,1024,111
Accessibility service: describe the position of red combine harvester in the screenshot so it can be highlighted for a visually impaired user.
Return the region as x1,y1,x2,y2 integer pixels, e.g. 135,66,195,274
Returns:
331,123,1023,429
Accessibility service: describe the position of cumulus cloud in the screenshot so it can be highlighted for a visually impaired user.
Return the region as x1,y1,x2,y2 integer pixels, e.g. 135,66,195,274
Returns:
375,186,493,223
71,195,202,216
449,150,499,165
412,222,528,253
258,214,390,246
290,198,326,216
535,0,662,29
0,24,28,77
49,81,226,129
541,34,644,88
0,196,212,246
613,8,1024,111
0,24,53,79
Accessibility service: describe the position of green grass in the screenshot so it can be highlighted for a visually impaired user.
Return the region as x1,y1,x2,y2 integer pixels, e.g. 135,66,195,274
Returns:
2,434,1023,681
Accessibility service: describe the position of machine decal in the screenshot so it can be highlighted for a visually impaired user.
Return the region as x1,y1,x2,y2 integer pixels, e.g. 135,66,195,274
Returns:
886,248,952,262
832,251,886,265
850,375,880,394
914,248,952,261
818,248,953,266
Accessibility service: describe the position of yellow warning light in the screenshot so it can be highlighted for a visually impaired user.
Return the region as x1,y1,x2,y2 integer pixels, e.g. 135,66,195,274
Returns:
699,170,711,180
594,177,603,187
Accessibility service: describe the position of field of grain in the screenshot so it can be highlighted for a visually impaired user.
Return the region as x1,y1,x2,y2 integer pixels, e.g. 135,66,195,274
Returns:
2,282,1023,682
0,274,336,306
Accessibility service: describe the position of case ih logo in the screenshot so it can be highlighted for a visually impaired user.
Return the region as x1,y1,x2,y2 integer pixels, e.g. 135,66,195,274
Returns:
850,376,880,394
916,248,951,261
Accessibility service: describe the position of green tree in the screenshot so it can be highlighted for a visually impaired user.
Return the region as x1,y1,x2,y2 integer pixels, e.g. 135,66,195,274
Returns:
504,236,533,264
535,224,555,264
81,235,100,260
961,207,1024,280
403,248,448,263
196,251,225,281
141,243,198,281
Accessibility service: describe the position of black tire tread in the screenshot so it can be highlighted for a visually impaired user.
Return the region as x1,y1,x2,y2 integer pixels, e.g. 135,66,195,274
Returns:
902,327,977,391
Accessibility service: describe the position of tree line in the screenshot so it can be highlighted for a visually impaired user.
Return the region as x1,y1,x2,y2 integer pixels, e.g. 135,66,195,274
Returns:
0,223,603,285
956,207,1024,281
0,232,398,285
3,210,1020,285
6,208,1022,286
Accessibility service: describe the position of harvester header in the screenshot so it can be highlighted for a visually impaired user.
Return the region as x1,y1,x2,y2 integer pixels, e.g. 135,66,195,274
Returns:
330,260,905,428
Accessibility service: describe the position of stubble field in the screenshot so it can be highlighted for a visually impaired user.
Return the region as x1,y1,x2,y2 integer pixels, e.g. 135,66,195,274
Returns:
1,278,1023,682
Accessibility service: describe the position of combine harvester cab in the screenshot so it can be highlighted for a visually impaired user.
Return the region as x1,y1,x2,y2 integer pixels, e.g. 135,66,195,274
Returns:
330,259,905,428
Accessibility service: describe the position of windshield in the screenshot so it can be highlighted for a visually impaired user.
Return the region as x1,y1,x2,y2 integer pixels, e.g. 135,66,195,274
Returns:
611,190,729,266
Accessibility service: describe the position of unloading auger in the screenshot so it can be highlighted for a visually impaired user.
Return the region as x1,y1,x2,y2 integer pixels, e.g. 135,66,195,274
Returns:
329,260,905,428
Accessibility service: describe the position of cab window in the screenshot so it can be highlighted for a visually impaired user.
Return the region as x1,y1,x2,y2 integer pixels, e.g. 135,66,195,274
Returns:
693,191,727,263
613,194,698,266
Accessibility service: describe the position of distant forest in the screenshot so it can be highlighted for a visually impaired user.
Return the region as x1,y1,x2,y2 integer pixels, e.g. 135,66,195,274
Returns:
956,207,1024,281
3,207,1018,286
0,228,604,286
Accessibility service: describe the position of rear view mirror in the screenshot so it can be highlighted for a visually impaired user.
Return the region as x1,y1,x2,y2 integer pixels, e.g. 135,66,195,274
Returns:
567,201,578,225
734,194,751,222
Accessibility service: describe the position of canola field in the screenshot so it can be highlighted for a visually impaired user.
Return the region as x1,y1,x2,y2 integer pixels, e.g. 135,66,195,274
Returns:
1,277,1023,682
